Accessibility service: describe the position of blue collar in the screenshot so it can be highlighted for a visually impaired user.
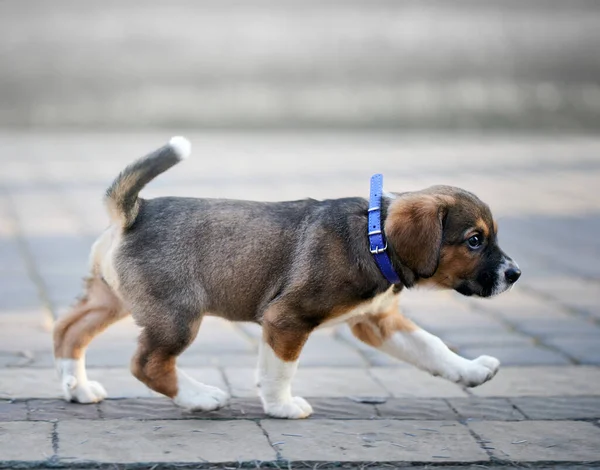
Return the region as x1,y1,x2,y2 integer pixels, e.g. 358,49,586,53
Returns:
368,174,401,284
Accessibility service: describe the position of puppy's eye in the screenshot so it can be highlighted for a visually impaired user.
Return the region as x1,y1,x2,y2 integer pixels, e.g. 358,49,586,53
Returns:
467,234,483,249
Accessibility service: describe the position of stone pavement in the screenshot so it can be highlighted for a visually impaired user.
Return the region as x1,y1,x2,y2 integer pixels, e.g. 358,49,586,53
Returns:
0,131,599,467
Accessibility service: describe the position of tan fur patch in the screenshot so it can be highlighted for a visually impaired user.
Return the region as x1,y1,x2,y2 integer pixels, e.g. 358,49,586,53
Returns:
262,306,311,362
131,352,179,398
263,326,309,362
425,244,481,289
53,277,128,359
475,218,490,238
351,310,416,348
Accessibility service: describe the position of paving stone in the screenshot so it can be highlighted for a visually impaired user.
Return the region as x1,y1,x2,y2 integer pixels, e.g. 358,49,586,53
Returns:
91,367,227,399
0,274,42,310
0,421,54,461
459,344,571,366
188,316,256,354
370,368,469,398
375,398,458,420
0,312,53,353
334,325,412,367
224,367,388,398
300,333,369,367
0,368,62,399
448,397,525,421
0,367,226,400
400,290,472,315
511,396,600,420
58,419,275,464
525,277,600,318
467,288,572,320
99,398,183,420
442,329,534,349
28,399,100,420
469,420,600,462
513,318,600,339
310,397,379,419
0,350,55,368
409,311,505,335
180,352,258,367
0,400,28,421
261,419,488,462
543,337,600,365
471,366,600,397
206,398,268,420
204,397,380,420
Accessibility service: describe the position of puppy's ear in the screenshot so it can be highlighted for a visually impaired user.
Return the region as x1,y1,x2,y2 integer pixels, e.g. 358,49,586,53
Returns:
385,194,450,278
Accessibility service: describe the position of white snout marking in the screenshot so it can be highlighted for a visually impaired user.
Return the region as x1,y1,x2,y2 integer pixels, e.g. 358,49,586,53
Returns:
492,258,519,296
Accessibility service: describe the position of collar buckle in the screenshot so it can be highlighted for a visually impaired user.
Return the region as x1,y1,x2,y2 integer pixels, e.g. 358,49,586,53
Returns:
370,242,387,255
368,173,401,284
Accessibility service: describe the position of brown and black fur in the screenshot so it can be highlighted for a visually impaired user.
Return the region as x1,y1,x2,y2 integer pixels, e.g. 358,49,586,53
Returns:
54,139,520,401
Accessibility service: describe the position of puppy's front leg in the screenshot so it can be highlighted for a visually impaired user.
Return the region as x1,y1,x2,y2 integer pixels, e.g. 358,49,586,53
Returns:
350,311,500,387
257,315,312,419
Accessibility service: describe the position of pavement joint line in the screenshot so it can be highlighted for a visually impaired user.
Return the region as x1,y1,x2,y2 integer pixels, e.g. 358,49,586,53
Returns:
25,399,32,420
51,421,59,461
364,368,393,398
256,420,283,461
440,399,461,420
462,423,495,462
442,399,497,461
1,186,57,322
506,400,531,420
217,367,234,398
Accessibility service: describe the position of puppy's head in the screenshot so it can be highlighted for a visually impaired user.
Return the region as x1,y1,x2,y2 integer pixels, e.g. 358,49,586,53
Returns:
385,186,520,297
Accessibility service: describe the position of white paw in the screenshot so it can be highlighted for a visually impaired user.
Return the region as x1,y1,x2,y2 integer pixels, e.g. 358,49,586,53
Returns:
455,355,500,387
62,376,107,404
263,396,313,419
173,373,229,411
57,358,107,403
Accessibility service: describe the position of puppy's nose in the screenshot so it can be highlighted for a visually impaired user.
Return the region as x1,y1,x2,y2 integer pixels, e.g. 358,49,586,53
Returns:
505,267,521,284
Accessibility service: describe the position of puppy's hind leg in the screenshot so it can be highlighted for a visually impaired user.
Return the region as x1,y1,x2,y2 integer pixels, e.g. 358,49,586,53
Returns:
53,276,129,403
130,311,229,412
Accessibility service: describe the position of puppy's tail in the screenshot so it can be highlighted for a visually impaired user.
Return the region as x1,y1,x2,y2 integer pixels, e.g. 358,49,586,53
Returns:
104,136,191,229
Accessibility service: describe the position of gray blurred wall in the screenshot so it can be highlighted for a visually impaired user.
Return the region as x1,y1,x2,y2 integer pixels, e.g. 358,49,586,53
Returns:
1,0,599,130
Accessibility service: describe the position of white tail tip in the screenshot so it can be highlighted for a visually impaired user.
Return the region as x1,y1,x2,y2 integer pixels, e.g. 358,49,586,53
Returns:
169,136,191,160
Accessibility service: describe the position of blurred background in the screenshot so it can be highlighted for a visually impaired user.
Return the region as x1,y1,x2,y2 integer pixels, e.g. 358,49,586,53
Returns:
0,0,599,398
2,0,600,130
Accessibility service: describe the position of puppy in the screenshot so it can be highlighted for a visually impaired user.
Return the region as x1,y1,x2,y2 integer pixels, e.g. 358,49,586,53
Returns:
53,137,521,419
